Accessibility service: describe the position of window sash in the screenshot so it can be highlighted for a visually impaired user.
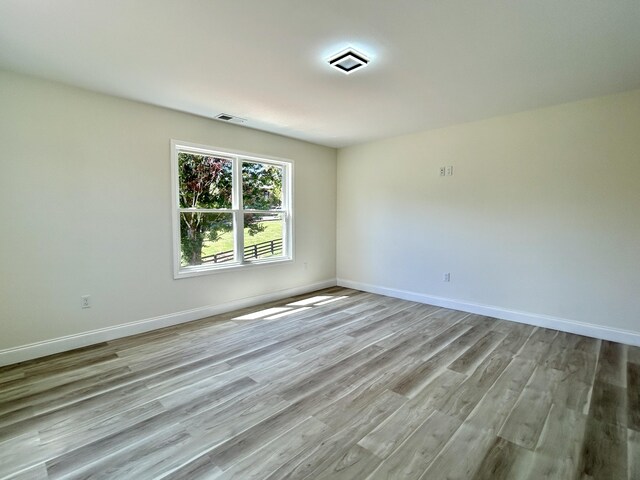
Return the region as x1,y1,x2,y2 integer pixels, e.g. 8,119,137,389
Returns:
177,208,287,213
172,140,292,277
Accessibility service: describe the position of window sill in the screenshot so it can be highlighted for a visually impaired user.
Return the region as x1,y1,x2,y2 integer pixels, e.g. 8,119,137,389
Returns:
174,256,293,279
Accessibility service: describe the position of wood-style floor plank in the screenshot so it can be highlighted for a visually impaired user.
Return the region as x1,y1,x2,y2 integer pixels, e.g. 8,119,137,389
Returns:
0,287,636,479
216,416,329,480
629,428,640,480
578,418,628,479
470,437,523,480
629,346,640,366
519,404,587,480
264,388,404,479
628,362,640,430
365,410,462,480
4,463,50,480
595,340,627,387
498,366,562,449
357,369,466,459
464,357,536,434
420,423,497,479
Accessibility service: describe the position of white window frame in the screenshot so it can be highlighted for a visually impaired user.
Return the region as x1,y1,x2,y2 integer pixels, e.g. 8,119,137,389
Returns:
171,140,293,278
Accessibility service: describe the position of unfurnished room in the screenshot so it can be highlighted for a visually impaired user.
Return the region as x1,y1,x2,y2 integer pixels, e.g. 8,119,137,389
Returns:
1,1,639,479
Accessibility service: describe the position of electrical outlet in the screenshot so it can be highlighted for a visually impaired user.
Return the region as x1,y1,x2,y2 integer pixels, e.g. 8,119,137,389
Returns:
443,273,451,282
81,295,91,309
439,166,446,176
446,165,454,176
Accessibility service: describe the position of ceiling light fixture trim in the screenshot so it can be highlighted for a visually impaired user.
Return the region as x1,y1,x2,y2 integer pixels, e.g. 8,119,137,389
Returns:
328,48,370,75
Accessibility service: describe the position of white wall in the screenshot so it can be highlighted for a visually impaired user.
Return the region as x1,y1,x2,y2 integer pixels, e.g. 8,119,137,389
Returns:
337,89,640,343
0,70,337,360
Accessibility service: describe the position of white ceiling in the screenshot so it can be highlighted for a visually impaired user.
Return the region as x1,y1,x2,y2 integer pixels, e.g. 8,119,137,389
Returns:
1,1,639,148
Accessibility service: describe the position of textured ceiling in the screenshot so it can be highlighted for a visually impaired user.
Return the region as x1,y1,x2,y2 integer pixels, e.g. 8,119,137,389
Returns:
1,0,639,147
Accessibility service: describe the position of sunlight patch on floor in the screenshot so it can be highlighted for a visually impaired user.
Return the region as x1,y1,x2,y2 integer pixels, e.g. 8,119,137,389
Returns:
233,294,350,321
234,307,291,320
287,296,334,306
265,307,313,320
314,296,349,306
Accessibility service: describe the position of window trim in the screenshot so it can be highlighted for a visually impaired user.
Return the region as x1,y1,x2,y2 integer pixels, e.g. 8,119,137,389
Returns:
171,140,294,279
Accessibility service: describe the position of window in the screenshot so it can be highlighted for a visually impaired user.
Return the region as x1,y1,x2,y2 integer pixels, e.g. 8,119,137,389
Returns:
171,140,293,278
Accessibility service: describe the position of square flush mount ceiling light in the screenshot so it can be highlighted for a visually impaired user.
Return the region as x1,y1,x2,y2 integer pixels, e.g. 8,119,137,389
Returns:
328,48,370,74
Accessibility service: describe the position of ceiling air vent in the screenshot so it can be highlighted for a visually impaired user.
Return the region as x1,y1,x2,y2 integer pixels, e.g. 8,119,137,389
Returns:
328,48,370,75
216,113,247,123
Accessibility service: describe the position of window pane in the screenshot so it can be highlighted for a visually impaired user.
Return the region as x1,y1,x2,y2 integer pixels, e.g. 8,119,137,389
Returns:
180,212,234,267
242,162,283,210
243,213,284,261
178,152,232,209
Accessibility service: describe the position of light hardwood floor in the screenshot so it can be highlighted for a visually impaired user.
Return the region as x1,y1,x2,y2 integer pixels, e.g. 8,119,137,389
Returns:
0,287,638,479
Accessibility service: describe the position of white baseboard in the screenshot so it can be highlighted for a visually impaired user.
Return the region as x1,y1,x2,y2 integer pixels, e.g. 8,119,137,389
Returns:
0,279,337,367
337,278,640,347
